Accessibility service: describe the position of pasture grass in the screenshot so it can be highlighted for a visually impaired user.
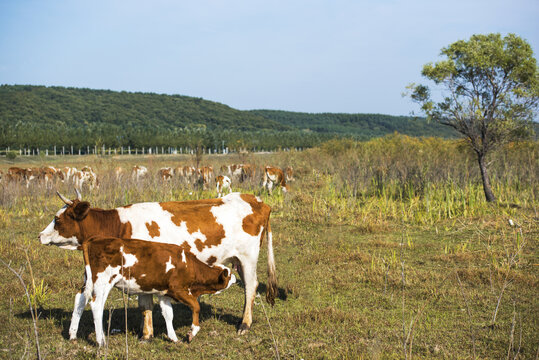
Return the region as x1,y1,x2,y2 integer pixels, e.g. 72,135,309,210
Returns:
0,137,537,359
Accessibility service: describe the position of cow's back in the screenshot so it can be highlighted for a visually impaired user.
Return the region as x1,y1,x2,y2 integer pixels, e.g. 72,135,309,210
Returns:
115,193,270,265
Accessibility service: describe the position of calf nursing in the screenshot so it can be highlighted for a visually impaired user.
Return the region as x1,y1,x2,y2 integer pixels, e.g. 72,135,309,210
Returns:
82,236,235,346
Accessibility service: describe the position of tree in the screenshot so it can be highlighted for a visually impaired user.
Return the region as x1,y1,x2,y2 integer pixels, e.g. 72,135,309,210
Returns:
409,33,538,202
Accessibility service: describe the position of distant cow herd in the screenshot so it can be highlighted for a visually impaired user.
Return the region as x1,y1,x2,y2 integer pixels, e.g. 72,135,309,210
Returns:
1,163,294,195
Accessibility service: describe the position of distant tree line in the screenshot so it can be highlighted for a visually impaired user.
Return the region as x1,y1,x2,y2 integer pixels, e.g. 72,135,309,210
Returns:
0,85,458,151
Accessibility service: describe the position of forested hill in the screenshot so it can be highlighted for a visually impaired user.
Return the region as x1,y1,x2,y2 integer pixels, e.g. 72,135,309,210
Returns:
0,85,457,150
0,85,289,132
250,110,457,138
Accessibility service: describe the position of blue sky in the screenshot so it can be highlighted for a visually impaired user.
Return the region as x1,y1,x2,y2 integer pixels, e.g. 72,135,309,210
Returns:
1,0,537,116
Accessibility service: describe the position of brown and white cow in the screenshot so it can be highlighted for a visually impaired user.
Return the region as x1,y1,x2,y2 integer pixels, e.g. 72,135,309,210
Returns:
82,236,235,346
158,167,174,182
176,166,196,184
227,164,256,183
215,175,232,197
196,166,214,188
73,167,98,190
8,167,30,186
114,166,125,181
39,191,277,340
132,165,148,181
263,166,289,194
62,167,78,183
284,166,295,182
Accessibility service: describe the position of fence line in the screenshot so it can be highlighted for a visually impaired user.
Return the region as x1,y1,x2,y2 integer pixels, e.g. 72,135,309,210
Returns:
1,146,303,157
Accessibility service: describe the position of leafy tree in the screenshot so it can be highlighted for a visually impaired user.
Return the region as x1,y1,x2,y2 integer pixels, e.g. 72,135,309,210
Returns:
409,33,538,202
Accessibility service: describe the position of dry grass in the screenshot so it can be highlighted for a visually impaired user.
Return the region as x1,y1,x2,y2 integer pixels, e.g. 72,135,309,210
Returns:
0,136,537,359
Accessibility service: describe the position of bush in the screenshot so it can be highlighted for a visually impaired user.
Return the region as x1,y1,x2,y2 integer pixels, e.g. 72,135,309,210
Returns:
6,151,17,160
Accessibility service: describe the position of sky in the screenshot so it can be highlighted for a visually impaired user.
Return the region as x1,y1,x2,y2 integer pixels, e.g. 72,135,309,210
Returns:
0,0,538,116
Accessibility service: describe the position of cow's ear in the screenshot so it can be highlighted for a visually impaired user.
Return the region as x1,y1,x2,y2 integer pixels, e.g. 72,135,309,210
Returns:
73,201,91,220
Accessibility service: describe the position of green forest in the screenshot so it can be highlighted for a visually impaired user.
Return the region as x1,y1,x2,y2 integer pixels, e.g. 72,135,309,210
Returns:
0,85,457,152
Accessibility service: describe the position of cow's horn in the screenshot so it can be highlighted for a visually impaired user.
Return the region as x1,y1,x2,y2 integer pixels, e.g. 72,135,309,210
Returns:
74,188,82,201
57,191,73,205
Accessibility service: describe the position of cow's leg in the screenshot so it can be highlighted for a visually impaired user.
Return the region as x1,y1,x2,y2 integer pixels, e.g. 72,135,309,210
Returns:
266,180,273,195
138,294,154,340
69,286,89,340
238,256,259,335
89,283,113,347
158,296,178,342
172,291,201,342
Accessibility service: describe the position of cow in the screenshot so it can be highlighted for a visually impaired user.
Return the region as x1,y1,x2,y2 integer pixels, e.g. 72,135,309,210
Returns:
284,166,295,182
39,191,277,340
114,166,125,181
263,166,289,194
158,167,174,182
175,166,196,184
196,166,214,189
62,167,78,183
73,167,98,190
215,175,232,197
82,236,236,346
132,165,148,181
227,164,256,183
8,167,31,187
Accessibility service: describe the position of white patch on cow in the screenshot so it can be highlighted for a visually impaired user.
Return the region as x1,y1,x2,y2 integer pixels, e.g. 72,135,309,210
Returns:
188,288,192,295
119,246,138,268
255,196,262,203
140,274,146,277
116,203,206,246
165,257,175,273
39,206,79,250
181,250,186,263
190,324,200,337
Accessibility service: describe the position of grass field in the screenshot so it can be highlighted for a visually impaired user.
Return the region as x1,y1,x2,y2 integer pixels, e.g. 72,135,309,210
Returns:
0,136,537,359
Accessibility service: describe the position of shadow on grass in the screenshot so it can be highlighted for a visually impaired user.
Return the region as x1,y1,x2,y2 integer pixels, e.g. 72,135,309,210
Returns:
15,301,241,342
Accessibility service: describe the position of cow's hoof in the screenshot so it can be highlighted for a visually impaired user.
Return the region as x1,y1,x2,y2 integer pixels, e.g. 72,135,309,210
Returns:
187,332,194,343
237,323,250,335
69,338,78,343
139,336,153,343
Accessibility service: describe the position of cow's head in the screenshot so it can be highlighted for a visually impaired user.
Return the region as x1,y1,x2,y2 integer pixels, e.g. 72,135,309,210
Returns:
39,190,91,250
211,267,236,295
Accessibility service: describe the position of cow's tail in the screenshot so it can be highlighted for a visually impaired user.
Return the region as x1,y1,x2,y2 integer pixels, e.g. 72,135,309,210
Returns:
265,215,278,306
82,242,93,301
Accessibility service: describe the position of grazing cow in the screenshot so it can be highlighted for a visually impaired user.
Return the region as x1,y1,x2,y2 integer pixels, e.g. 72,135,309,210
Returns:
8,167,31,187
263,166,289,194
284,166,295,182
158,167,174,182
39,191,277,340
114,166,125,181
62,167,78,183
82,236,236,346
196,166,214,188
132,165,148,181
175,166,196,184
215,175,232,197
73,167,98,190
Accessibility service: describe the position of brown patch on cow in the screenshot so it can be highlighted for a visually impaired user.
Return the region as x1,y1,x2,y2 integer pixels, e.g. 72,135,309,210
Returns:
160,199,226,251
120,221,133,239
53,200,135,245
123,204,133,208
240,194,271,237
206,256,217,266
146,221,160,238
195,239,205,252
